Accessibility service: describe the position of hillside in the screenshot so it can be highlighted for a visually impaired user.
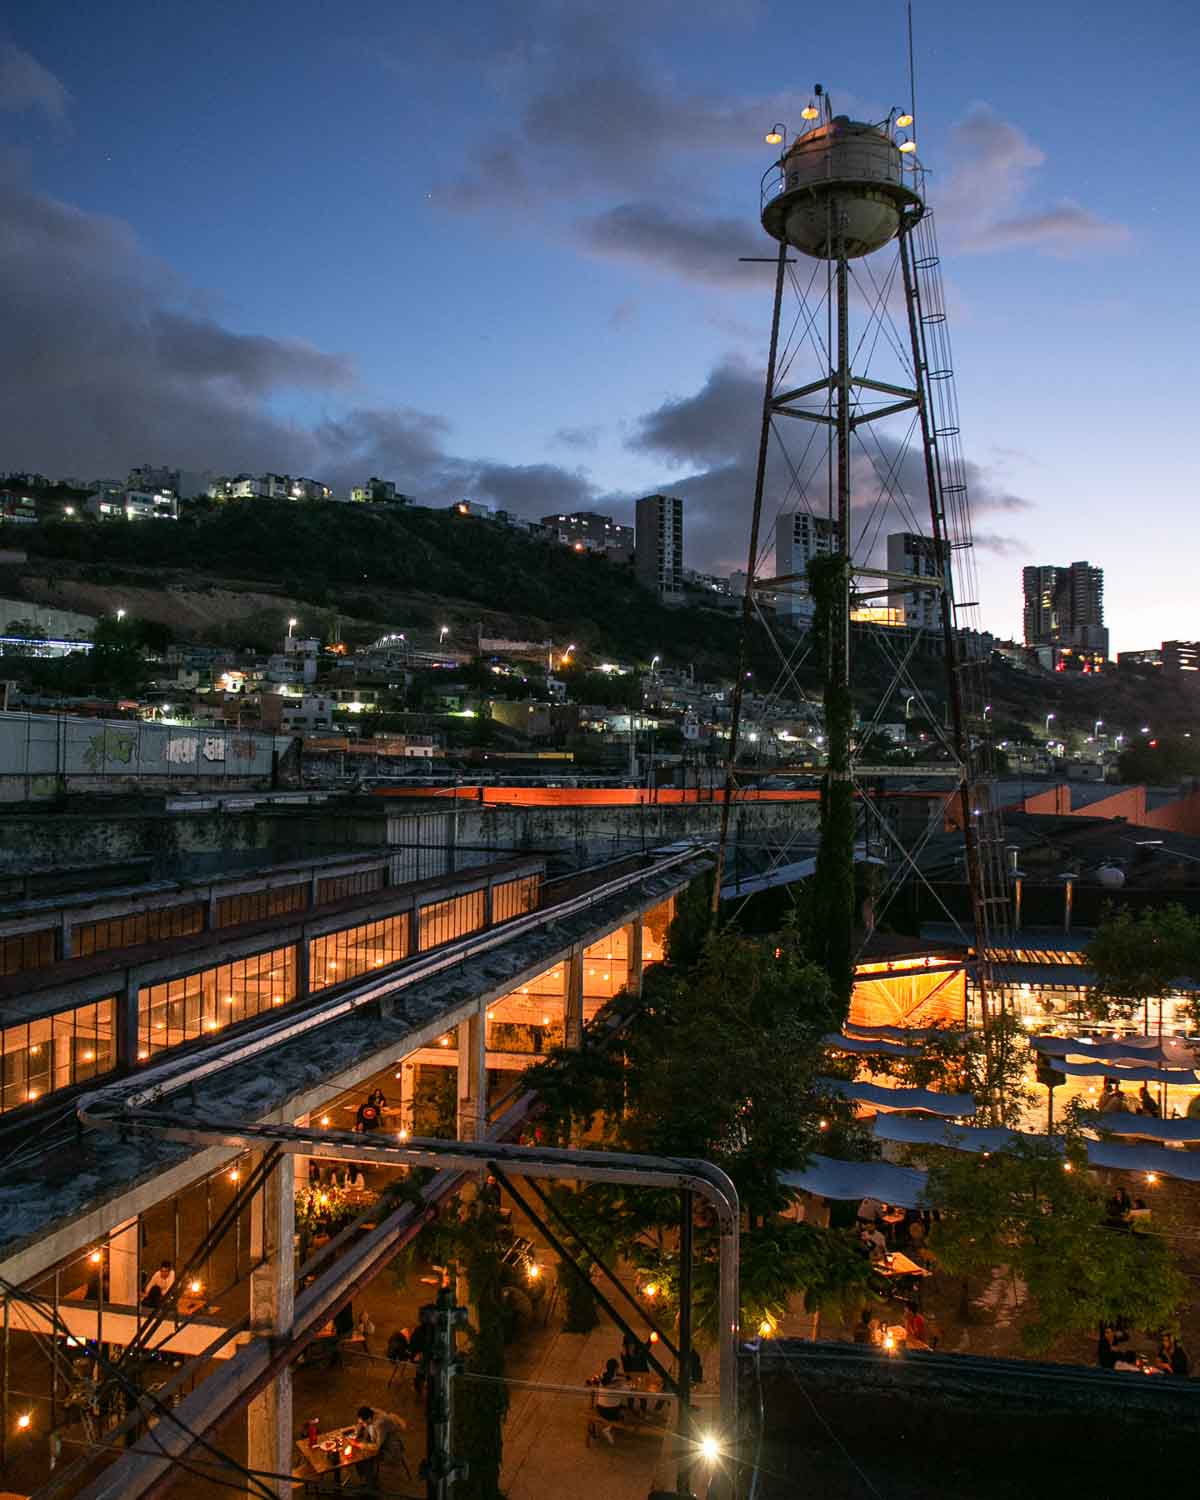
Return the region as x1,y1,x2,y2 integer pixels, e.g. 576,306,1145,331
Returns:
14,500,1197,747
24,500,749,672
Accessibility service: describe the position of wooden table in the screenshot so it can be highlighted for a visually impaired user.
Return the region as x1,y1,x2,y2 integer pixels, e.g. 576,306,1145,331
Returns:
296,1427,380,1486
876,1251,930,1278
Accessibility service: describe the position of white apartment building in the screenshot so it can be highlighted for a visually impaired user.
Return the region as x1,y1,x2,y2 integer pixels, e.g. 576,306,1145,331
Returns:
775,512,837,624
886,532,942,630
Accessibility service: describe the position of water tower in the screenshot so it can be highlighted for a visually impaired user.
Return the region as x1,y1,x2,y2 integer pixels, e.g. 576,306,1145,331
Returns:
715,86,1010,1032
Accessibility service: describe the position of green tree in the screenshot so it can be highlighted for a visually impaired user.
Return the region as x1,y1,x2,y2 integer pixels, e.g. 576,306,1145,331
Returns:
1087,904,1200,1030
924,1138,1187,1352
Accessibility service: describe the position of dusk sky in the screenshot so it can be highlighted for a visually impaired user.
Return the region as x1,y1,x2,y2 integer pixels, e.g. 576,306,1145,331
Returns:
1,1,1195,651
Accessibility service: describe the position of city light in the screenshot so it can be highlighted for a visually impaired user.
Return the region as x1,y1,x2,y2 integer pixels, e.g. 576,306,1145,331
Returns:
699,1433,721,1461
116,608,126,621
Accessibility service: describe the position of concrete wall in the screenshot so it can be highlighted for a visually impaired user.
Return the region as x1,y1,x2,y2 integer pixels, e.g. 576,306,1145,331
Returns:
0,712,291,803
0,596,97,637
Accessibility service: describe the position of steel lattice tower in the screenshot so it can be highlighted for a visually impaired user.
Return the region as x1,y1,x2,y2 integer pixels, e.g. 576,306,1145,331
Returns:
713,87,1011,1042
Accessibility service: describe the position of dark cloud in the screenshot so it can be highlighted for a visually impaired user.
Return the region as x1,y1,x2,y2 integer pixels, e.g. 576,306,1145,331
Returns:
972,533,1028,557
0,168,597,515
940,104,1129,255
627,360,1035,575
579,203,764,287
0,42,69,124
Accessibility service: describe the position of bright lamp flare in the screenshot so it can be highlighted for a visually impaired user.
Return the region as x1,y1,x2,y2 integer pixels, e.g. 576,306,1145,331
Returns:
699,1433,721,1462
800,102,819,120
764,125,783,145
896,112,913,127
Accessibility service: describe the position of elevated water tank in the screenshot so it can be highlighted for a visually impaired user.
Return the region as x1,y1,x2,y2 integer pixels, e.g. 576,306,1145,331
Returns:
761,116,923,260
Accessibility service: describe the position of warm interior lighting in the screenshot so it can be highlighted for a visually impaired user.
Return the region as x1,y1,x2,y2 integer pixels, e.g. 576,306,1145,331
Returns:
758,1318,774,1337
884,1332,896,1353
764,124,784,145
89,1250,102,1265
643,1283,658,1299
16,1412,31,1431
527,1262,541,1281
1062,1161,1073,1173
83,1050,94,1061
320,1115,331,1127
438,1035,450,1047
1146,1171,1159,1185
896,111,913,127
898,139,917,153
229,1168,240,1183
699,1433,720,1461
189,1279,202,1294
397,1127,410,1141
648,1330,659,1344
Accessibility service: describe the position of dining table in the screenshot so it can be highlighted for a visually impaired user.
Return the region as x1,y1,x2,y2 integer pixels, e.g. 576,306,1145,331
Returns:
295,1425,380,1488
875,1250,930,1279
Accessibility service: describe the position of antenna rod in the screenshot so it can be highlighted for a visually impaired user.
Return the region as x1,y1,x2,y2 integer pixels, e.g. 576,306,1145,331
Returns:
907,2,918,124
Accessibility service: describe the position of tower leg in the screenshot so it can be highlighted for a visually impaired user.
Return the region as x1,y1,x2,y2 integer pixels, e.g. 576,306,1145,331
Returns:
246,1153,294,1498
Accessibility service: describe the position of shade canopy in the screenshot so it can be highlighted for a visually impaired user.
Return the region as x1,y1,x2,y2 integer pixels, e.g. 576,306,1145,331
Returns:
1097,1116,1200,1144
845,1022,954,1044
1032,1033,1199,1068
779,1154,929,1209
823,1033,924,1058
817,1077,976,1117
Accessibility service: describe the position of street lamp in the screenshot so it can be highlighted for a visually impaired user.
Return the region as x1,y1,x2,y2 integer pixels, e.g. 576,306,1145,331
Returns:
116,608,126,622
905,694,916,720
288,616,298,638
983,704,992,721
1141,725,1150,735
1094,719,1104,737
439,626,449,643
1045,713,1055,732
651,655,660,673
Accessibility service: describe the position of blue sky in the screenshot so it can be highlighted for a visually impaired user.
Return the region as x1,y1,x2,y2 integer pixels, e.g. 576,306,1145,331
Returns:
1,0,1196,650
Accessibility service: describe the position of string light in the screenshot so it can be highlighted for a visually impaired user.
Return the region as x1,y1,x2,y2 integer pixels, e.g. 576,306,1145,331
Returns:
189,1279,202,1294
320,1115,331,1127
89,1250,102,1265
1146,1171,1159,1185
527,1262,541,1281
643,1283,658,1299
16,1412,31,1431
229,1167,240,1183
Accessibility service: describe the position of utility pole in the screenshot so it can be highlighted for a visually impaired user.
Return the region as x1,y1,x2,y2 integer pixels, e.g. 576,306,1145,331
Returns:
420,1283,468,1500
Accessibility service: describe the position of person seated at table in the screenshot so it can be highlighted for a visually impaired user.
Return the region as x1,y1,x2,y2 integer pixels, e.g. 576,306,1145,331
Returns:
1097,1323,1120,1370
593,1358,630,1442
367,1087,387,1113
856,1196,883,1227
355,1405,408,1479
1156,1334,1189,1378
349,1166,366,1191
1138,1084,1161,1118
861,1224,887,1259
1099,1086,1127,1115
904,1304,928,1346
853,1310,878,1345
141,1261,175,1308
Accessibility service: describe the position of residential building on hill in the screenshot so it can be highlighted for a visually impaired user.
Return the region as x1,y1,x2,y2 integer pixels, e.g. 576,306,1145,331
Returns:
635,494,684,604
775,512,837,624
1022,560,1108,662
887,532,941,630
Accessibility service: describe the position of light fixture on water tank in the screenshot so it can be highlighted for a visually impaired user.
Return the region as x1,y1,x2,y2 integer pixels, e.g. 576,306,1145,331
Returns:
764,123,784,145
896,112,913,127
801,100,819,121
898,138,917,153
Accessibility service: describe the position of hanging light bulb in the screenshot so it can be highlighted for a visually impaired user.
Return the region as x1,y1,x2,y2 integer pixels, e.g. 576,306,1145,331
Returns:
801,100,819,121
764,123,784,146
896,112,913,128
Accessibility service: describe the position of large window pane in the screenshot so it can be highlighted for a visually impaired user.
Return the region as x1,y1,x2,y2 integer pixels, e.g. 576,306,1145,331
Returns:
418,889,486,951
309,913,410,993
0,996,117,1113
138,944,299,1059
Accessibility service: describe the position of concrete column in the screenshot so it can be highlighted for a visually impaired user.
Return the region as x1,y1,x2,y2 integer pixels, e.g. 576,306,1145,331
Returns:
399,1063,415,1134
456,1006,487,1141
108,1217,139,1306
290,1118,310,1200
625,918,643,998
564,947,584,1050
59,911,73,961
246,1153,296,1498
118,972,140,1070
296,931,310,1003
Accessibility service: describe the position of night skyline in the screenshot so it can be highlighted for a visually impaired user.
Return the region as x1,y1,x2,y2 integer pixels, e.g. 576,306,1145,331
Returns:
2,0,1195,651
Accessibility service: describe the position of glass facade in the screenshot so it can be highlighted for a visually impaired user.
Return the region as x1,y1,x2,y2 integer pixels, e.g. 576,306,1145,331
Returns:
0,928,57,977
215,883,308,929
76,903,205,959
317,869,385,905
642,895,675,968
310,913,410,992
0,999,116,1112
492,874,541,925
418,888,487,951
486,960,566,1054
138,944,298,1059
583,929,630,1001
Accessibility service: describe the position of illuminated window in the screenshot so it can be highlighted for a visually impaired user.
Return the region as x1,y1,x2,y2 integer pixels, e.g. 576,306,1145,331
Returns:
642,895,675,968
310,913,410,992
486,961,566,1053
76,904,204,959
583,928,629,1000
138,945,298,1058
215,884,308,928
316,869,385,905
492,874,541,924
0,998,116,1112
418,889,486,951
0,928,57,977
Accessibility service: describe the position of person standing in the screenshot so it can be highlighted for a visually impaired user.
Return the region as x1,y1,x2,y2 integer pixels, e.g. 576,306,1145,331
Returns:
141,1261,175,1308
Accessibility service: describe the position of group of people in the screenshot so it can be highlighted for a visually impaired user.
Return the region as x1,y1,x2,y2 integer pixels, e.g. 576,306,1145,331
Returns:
1103,1185,1151,1228
1099,1079,1162,1117
855,1197,932,1258
1098,1321,1189,1377
309,1161,368,1191
854,1304,930,1349
589,1335,701,1443
386,1323,433,1394
356,1088,388,1132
